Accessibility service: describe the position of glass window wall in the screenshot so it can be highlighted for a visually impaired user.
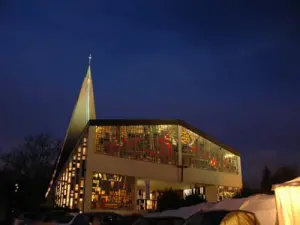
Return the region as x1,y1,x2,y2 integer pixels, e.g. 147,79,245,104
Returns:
95,125,178,165
91,172,134,210
217,186,240,200
55,134,88,211
180,126,239,173
95,124,239,174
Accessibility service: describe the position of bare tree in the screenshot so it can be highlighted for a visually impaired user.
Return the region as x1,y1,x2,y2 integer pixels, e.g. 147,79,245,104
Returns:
0,133,61,211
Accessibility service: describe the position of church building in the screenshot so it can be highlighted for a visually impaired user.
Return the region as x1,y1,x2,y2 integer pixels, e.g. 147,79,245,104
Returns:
46,55,242,213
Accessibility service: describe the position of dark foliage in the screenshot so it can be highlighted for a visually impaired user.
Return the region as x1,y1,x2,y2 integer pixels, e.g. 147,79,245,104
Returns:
183,194,207,207
157,189,207,211
235,165,299,198
157,189,182,211
271,166,298,185
0,134,61,215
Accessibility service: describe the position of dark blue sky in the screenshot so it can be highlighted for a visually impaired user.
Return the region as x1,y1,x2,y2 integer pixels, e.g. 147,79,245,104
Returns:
1,1,299,186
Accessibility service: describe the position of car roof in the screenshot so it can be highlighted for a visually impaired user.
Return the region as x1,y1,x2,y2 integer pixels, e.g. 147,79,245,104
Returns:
80,212,123,216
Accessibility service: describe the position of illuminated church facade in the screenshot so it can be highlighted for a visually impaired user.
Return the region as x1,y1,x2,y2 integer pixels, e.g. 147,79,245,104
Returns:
46,56,242,212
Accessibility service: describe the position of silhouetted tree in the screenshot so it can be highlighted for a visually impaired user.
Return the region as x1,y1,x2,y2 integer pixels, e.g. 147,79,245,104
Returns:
183,194,206,206
157,189,182,211
271,166,298,185
0,133,60,212
260,165,272,193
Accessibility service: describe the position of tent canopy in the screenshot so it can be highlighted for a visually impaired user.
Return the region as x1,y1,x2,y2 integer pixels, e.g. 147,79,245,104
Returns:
140,194,277,225
272,176,300,190
272,177,300,225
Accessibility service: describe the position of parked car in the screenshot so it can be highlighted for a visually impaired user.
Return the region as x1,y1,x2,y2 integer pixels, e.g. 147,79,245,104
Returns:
67,212,124,225
133,210,260,225
121,214,143,225
54,213,77,225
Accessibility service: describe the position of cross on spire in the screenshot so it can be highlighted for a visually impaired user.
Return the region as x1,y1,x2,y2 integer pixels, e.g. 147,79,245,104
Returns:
88,53,92,65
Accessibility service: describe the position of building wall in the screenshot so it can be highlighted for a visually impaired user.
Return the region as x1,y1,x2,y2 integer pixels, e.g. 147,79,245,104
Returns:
83,125,242,211
92,124,241,175
85,150,242,187
54,131,89,211
55,123,242,212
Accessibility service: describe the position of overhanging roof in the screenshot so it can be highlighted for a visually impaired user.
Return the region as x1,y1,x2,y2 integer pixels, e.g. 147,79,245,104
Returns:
88,119,240,156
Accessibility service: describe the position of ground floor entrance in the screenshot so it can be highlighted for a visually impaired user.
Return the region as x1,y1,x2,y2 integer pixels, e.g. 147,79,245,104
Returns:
135,179,206,211
89,172,240,212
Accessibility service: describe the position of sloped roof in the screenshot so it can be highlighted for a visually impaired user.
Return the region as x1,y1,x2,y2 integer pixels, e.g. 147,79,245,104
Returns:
273,177,300,189
48,60,96,192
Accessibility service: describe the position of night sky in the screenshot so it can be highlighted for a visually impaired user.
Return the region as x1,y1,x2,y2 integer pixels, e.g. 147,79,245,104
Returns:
1,1,299,187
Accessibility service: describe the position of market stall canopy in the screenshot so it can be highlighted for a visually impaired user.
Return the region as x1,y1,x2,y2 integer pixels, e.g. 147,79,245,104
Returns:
210,198,246,211
146,202,216,219
272,177,300,225
140,194,277,225
185,210,259,225
240,194,276,225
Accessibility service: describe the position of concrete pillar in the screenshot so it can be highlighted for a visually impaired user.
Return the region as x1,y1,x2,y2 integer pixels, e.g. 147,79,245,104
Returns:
177,125,182,166
83,126,96,212
132,177,137,211
205,185,218,202
177,125,183,182
237,157,242,176
83,170,93,212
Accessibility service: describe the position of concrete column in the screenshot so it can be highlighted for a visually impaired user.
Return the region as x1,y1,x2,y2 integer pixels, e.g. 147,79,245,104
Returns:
237,156,242,176
205,185,218,202
83,126,96,212
83,170,93,212
177,125,183,182
177,125,182,166
132,177,137,211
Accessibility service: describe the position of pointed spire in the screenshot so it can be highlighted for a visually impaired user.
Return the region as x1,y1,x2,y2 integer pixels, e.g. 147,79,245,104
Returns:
88,53,92,65
49,55,96,188
86,53,92,79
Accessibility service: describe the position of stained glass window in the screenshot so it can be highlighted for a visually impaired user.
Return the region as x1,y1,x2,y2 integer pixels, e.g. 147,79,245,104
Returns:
91,172,134,210
54,133,88,210
180,126,239,173
94,124,239,174
217,186,240,200
95,125,178,165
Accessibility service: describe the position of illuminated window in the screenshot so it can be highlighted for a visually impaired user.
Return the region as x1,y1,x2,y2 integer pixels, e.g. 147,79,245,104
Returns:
95,125,178,165
53,132,90,210
91,172,134,210
218,186,240,200
70,197,73,208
